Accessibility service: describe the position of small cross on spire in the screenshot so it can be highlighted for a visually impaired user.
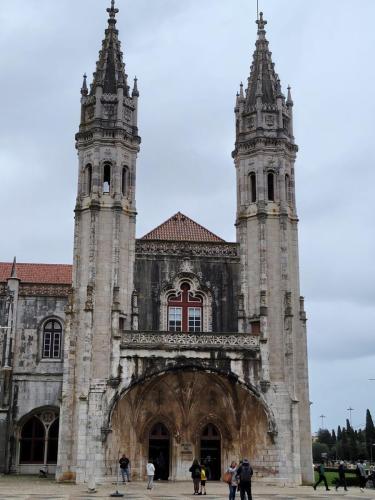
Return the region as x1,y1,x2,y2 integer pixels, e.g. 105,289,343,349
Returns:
107,0,119,20
256,12,267,31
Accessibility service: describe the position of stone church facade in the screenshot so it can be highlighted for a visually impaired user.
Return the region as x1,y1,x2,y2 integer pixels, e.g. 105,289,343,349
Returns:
0,2,313,486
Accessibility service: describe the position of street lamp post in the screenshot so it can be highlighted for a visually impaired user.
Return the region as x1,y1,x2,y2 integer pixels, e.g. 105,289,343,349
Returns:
319,414,326,429
347,407,354,426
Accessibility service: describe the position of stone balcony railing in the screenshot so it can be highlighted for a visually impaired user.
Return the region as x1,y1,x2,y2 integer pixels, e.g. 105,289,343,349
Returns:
121,331,259,351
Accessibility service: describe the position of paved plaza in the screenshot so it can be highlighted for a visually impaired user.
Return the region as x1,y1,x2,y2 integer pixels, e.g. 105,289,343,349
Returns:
0,477,374,500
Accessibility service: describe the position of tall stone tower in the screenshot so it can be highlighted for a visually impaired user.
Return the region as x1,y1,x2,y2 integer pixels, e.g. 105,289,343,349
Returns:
233,13,312,483
56,1,140,483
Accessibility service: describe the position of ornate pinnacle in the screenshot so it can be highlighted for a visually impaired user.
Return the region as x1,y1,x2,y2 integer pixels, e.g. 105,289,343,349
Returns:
132,76,139,97
107,0,119,20
11,257,17,278
81,73,88,96
287,85,294,106
256,12,267,31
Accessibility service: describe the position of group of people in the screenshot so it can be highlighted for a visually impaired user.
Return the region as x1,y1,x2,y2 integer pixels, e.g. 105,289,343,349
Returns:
189,459,208,495
190,457,253,499
313,459,374,492
224,459,253,500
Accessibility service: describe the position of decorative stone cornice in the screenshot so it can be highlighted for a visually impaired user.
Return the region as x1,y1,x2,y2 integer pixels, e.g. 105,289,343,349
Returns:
121,331,259,351
136,240,239,258
18,284,71,298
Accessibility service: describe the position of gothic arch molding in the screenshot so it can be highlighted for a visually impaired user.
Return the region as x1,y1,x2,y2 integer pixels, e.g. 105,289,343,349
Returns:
138,414,179,445
107,365,277,442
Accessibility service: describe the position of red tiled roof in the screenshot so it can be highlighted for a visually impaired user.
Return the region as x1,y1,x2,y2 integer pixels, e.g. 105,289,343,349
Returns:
141,212,225,242
0,263,72,284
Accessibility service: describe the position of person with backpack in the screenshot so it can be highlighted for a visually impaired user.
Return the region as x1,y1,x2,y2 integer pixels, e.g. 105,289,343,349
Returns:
356,460,367,492
236,458,253,500
189,459,202,495
313,462,330,491
199,464,207,495
119,454,130,483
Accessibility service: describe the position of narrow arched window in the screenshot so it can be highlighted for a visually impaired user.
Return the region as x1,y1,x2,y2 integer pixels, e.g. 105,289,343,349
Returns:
249,172,257,203
19,416,45,464
267,172,275,201
47,418,59,464
285,174,290,202
103,164,111,193
122,167,128,196
42,320,62,359
85,164,92,195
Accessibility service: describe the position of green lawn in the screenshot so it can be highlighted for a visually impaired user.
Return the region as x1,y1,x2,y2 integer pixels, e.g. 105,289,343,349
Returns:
314,471,357,486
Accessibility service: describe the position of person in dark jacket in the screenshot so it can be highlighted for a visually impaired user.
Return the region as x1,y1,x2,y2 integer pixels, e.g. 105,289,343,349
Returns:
335,461,348,491
236,458,253,500
313,462,330,491
119,454,130,483
189,459,202,495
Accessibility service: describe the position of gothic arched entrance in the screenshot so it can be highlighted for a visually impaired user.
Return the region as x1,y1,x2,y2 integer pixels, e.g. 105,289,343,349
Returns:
107,371,276,481
149,422,170,480
200,423,221,480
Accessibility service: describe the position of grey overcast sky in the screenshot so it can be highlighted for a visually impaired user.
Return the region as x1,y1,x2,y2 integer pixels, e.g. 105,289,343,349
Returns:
1,0,374,434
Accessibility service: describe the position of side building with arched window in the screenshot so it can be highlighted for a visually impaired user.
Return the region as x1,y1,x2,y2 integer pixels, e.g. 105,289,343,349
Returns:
0,262,70,475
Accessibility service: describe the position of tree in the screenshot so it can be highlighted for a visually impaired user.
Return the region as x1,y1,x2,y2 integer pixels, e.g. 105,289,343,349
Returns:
313,442,329,463
365,409,375,459
317,429,332,447
337,425,342,440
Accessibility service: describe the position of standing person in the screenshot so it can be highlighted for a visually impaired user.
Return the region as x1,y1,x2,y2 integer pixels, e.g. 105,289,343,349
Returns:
146,460,155,490
236,458,253,500
199,464,207,495
189,459,201,495
226,461,238,500
119,454,130,483
335,461,348,491
313,462,330,491
356,459,367,492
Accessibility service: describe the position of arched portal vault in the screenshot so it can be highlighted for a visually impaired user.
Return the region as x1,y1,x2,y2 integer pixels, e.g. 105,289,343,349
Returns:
104,370,278,480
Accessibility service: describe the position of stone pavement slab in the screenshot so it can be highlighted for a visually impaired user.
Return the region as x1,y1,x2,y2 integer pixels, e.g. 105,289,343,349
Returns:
0,477,374,500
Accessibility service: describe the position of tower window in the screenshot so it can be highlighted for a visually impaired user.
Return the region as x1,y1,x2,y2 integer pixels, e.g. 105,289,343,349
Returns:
267,172,275,201
85,164,92,195
249,172,257,203
42,320,62,359
103,164,111,193
122,167,128,196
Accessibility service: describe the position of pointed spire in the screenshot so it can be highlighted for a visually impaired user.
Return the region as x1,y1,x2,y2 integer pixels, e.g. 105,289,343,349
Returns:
91,0,128,95
132,76,139,97
246,12,281,107
81,73,88,96
10,257,17,278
